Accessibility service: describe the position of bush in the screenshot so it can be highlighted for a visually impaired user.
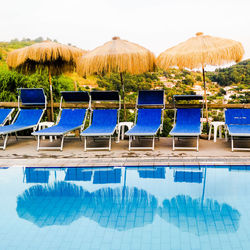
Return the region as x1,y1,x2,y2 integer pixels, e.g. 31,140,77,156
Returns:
0,68,74,102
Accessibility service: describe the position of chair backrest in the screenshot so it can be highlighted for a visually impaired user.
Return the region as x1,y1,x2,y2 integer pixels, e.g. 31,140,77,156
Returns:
225,109,250,125
18,88,46,106
57,109,87,127
91,91,120,103
176,109,201,125
91,109,118,127
137,90,164,106
136,109,162,126
61,91,90,103
14,109,44,126
0,109,13,124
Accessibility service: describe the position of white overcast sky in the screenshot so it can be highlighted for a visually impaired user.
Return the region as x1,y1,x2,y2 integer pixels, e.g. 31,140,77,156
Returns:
1,0,250,60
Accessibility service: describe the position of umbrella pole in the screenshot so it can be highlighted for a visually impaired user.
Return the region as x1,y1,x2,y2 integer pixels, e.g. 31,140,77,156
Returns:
48,69,54,122
202,67,209,134
120,73,126,120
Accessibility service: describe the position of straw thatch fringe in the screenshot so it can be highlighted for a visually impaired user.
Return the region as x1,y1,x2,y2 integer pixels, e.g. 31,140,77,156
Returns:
76,37,156,76
7,41,86,75
157,33,245,70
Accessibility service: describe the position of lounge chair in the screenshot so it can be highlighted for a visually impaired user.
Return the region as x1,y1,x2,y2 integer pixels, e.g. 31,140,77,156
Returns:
0,108,15,126
81,91,120,151
33,91,90,151
138,167,165,179
24,168,50,184
0,88,46,150
170,95,203,151
65,167,93,182
93,168,122,184
225,108,250,151
125,90,164,150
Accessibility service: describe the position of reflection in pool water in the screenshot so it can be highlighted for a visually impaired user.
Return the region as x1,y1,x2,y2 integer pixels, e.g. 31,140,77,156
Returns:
1,165,250,249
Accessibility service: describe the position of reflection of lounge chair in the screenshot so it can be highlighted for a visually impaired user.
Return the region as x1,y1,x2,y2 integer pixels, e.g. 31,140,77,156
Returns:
138,167,165,179
125,90,164,150
24,168,49,183
170,95,203,151
93,169,121,184
33,91,90,151
225,108,250,151
0,109,14,126
174,171,203,183
0,88,46,150
65,168,92,181
81,91,120,151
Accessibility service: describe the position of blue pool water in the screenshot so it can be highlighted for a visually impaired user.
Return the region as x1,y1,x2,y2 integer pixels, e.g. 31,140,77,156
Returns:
0,165,250,250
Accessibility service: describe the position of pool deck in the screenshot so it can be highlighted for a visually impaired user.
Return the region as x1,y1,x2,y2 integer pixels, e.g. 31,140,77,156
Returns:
0,136,249,167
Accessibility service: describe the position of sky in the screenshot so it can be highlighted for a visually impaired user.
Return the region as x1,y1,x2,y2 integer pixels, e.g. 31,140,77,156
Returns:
1,0,250,62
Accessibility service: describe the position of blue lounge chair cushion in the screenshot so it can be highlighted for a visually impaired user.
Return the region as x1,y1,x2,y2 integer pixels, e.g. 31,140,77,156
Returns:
81,109,118,136
126,109,162,136
33,109,86,135
170,108,201,136
225,109,250,125
0,109,13,125
227,125,250,136
0,109,43,135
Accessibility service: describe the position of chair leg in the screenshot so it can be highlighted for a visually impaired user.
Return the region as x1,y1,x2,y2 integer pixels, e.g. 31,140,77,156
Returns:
15,132,18,141
231,136,234,152
3,135,8,150
84,137,87,152
129,136,131,151
60,136,65,151
152,136,155,151
109,136,111,151
173,136,175,151
196,136,199,152
208,124,212,140
37,136,40,151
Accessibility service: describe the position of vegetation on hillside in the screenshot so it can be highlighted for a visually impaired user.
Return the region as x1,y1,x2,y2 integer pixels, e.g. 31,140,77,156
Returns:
207,59,250,86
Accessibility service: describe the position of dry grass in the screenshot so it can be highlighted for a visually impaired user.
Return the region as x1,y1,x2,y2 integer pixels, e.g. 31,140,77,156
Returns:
77,37,156,76
6,41,86,75
157,32,245,70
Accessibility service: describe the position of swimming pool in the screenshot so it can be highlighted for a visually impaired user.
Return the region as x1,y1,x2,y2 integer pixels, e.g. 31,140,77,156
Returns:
0,165,250,250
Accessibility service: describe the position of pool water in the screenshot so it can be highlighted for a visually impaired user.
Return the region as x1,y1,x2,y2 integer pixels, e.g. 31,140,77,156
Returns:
0,165,250,250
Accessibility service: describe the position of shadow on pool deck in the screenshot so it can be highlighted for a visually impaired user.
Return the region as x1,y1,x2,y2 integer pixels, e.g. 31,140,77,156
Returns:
0,136,249,167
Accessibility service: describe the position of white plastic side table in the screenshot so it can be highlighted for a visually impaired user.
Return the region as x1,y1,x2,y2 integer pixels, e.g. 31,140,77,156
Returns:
116,122,133,143
38,122,56,142
208,121,227,142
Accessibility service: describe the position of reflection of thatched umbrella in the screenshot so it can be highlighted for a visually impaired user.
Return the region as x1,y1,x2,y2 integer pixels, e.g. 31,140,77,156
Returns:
88,187,158,231
158,195,240,235
16,182,90,227
77,37,155,119
157,32,244,130
17,184,157,230
7,41,86,120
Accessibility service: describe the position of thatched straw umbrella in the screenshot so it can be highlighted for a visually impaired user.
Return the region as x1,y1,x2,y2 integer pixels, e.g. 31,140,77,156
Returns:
157,32,244,131
77,37,156,119
7,41,86,121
